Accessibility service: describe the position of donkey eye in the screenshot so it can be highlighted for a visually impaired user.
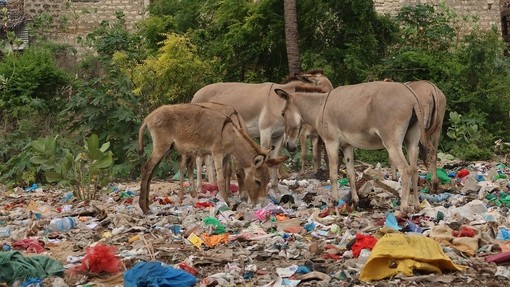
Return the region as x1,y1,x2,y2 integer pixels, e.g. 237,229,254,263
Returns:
281,112,285,117
255,180,261,186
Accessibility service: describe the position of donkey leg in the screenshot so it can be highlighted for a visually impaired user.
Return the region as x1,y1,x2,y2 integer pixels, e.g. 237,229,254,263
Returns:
196,156,203,192
212,153,229,204
139,144,170,214
204,154,216,184
187,157,197,198
224,155,232,198
405,127,421,209
324,141,341,206
260,127,282,192
178,155,188,201
429,131,441,193
390,161,398,181
343,146,359,207
299,131,308,173
311,134,321,173
387,146,413,213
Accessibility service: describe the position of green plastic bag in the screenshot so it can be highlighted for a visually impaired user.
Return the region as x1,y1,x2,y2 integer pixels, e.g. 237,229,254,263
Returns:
426,168,451,184
337,178,349,187
203,217,226,234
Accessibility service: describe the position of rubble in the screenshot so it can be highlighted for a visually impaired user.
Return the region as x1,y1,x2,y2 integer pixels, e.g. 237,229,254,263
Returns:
1,160,510,286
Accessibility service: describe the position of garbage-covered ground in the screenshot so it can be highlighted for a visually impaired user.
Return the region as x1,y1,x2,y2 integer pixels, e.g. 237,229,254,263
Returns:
2,159,510,287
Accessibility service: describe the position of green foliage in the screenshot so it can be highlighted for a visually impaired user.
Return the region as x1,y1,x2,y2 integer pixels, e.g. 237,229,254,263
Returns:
446,111,494,160
30,134,113,200
82,12,144,59
139,0,398,85
59,67,142,179
0,47,71,115
117,33,216,107
0,46,72,185
377,3,510,158
446,111,481,143
355,150,391,167
299,0,399,84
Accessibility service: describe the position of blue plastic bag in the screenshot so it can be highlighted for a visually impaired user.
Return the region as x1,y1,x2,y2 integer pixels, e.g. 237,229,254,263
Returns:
124,261,197,287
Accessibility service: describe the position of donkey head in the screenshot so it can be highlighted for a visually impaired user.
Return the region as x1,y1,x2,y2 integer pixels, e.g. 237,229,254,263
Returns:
274,89,301,152
240,149,288,203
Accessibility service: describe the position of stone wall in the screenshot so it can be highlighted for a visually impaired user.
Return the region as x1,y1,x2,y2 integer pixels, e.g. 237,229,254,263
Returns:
373,0,502,31
20,0,507,52
23,0,149,51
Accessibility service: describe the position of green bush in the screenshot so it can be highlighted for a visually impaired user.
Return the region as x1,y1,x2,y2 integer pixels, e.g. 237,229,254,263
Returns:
0,46,72,185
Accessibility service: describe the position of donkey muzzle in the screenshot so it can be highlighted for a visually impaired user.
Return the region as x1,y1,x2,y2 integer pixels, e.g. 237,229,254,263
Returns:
284,140,297,152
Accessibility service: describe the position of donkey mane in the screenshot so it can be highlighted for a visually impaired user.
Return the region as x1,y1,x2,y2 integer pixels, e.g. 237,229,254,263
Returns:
281,69,325,84
294,86,325,93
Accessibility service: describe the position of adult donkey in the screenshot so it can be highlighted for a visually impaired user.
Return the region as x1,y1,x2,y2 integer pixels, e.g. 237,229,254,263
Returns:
137,103,287,214
275,81,433,212
191,70,334,190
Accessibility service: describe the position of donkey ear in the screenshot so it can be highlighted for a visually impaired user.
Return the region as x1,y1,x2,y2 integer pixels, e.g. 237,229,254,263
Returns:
264,156,289,168
253,154,266,167
274,89,290,100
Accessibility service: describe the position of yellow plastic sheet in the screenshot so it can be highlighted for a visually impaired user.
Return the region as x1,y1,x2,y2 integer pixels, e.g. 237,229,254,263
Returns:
359,233,464,282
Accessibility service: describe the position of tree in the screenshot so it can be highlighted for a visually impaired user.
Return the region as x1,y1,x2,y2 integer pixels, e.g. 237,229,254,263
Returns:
284,0,300,74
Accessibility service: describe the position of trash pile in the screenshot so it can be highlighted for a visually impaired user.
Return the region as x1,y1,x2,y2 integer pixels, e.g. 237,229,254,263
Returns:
2,160,510,286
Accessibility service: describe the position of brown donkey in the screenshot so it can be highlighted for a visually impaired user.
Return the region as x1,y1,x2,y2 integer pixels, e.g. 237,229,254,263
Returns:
275,81,433,213
191,70,334,190
137,103,287,214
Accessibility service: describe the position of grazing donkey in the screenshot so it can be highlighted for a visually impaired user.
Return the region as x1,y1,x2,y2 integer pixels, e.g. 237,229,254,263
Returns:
191,70,334,190
137,103,287,214
275,81,433,213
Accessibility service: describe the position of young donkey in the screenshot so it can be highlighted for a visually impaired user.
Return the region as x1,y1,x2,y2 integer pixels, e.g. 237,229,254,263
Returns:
137,103,287,214
275,81,434,213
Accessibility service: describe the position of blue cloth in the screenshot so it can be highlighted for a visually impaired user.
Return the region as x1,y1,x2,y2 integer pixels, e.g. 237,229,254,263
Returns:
384,213,402,231
124,261,197,287
20,278,42,287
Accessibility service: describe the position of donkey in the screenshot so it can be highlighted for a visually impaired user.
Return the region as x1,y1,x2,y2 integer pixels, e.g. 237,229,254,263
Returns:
275,81,433,213
191,69,334,190
405,80,446,193
137,103,287,214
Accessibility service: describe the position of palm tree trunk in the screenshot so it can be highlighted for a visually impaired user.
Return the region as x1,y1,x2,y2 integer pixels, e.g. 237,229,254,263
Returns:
284,0,301,74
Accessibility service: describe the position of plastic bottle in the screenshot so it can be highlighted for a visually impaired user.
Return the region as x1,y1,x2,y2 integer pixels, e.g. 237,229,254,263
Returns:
47,217,77,232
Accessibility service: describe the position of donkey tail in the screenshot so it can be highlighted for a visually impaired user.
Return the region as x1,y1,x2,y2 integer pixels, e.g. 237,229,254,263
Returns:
424,81,441,138
137,121,148,156
404,84,434,169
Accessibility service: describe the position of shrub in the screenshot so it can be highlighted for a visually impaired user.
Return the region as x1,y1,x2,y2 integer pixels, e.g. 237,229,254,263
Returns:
30,134,114,200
